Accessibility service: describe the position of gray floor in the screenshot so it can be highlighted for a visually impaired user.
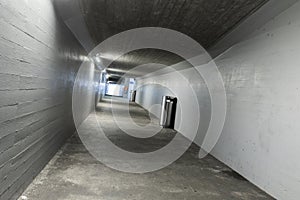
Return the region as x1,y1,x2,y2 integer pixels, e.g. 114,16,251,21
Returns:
19,97,274,200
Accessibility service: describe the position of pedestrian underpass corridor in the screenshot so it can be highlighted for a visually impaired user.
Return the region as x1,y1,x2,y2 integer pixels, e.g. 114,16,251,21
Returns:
19,97,272,200
1,0,300,200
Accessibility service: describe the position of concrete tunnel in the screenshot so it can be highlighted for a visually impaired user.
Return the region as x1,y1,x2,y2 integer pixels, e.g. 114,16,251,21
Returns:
0,0,300,199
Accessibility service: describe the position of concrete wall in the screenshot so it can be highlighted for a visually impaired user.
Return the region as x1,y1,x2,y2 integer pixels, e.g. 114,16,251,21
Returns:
72,61,99,127
0,0,85,199
136,2,300,199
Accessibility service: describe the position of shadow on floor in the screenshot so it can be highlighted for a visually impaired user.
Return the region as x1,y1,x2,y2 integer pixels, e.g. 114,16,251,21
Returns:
19,97,274,200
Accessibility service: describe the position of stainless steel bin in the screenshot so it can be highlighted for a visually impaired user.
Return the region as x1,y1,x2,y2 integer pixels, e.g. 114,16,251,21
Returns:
160,96,177,129
130,90,136,102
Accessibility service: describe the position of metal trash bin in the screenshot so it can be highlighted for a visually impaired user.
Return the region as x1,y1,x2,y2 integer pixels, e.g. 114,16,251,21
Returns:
130,90,136,102
160,96,177,129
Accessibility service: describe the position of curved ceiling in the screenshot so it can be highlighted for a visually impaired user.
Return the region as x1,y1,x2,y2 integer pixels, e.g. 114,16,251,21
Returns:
58,0,270,78
80,0,268,48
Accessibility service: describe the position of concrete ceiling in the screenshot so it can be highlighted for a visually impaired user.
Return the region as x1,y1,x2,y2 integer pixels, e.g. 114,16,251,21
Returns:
103,49,185,78
76,0,269,78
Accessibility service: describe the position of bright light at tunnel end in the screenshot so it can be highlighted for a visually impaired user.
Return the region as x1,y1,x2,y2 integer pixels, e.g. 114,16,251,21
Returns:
72,27,227,173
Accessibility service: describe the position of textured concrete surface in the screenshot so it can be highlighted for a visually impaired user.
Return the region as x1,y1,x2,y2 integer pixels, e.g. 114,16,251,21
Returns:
80,0,269,49
135,1,300,199
19,97,273,200
0,0,85,199
54,0,269,79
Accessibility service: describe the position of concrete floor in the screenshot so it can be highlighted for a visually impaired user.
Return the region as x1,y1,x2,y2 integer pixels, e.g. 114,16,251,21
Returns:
19,97,274,200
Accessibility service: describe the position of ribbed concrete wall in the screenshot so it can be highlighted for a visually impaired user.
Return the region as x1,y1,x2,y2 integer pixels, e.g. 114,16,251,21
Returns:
0,0,85,199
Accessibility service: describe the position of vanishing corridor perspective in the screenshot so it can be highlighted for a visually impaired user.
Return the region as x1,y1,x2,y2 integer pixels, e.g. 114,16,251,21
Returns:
0,0,300,200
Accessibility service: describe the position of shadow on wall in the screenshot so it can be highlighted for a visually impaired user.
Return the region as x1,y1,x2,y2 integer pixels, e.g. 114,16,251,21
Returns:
135,84,177,119
135,67,212,148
